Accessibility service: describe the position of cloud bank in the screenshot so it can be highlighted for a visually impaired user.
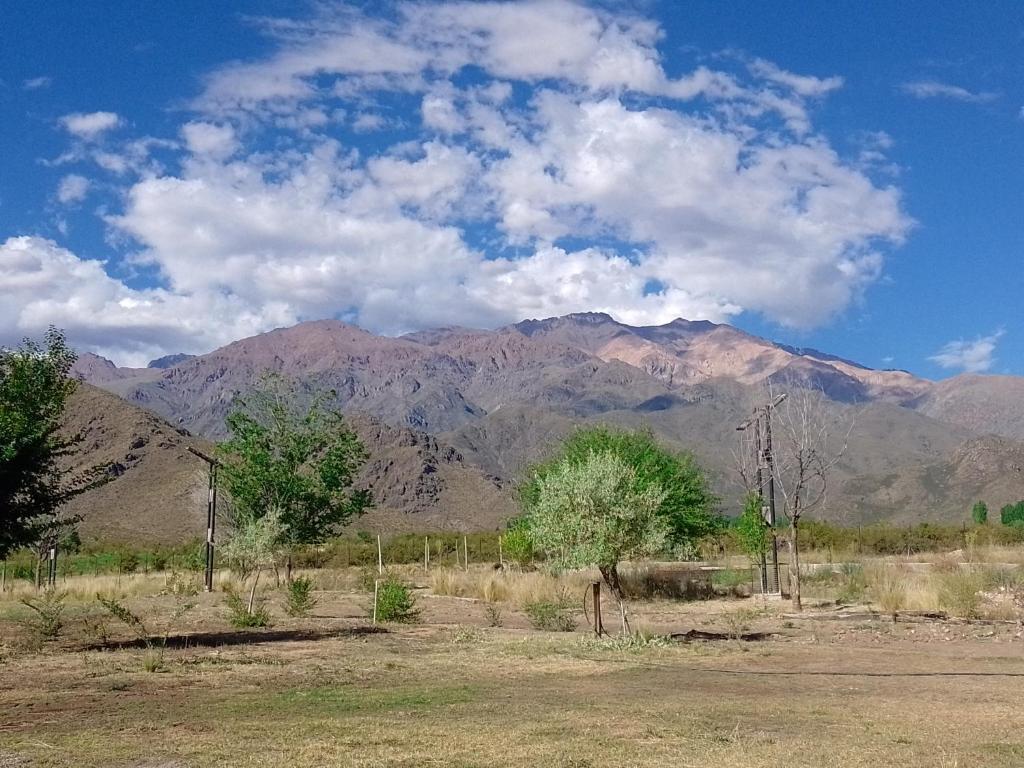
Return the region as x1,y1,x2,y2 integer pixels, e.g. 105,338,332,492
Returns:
2,0,911,365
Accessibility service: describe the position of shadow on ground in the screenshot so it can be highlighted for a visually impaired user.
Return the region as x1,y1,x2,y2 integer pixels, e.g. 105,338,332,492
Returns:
80,625,387,652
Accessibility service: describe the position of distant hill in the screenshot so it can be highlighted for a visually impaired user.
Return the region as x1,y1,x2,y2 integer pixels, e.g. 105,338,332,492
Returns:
61,385,514,545
66,313,1024,540
147,353,195,369
912,374,1024,443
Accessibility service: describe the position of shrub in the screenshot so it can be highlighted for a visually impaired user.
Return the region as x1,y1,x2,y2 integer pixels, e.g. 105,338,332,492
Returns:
18,589,66,641
284,576,317,618
97,595,149,640
835,563,867,605
620,564,714,600
938,572,983,619
372,574,420,623
868,566,907,617
502,517,535,567
524,593,577,632
1001,501,1024,527
142,648,165,673
971,501,988,525
711,567,749,595
722,606,761,640
97,595,169,672
161,571,199,598
224,587,271,628
483,602,503,628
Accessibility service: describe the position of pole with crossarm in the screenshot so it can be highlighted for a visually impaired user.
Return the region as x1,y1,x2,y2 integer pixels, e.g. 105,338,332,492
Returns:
188,446,220,592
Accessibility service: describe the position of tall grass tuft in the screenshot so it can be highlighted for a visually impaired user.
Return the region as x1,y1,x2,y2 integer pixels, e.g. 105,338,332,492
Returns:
866,564,908,617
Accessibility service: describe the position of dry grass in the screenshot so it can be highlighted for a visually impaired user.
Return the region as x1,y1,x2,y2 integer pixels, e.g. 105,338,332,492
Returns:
3,617,1024,767
860,561,1023,619
428,566,593,607
0,570,231,603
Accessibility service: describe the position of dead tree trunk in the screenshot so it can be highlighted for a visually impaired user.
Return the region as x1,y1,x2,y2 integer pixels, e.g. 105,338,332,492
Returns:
789,518,802,611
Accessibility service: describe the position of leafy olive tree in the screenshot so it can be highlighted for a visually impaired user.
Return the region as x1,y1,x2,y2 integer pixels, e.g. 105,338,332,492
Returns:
0,328,105,561
220,508,286,618
527,450,668,634
521,426,720,555
217,375,371,579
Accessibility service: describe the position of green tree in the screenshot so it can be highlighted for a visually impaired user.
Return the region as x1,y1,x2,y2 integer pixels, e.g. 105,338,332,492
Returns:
527,450,668,634
217,375,371,576
734,493,770,566
521,426,720,553
971,501,988,525
0,328,104,560
501,515,534,567
1000,501,1024,527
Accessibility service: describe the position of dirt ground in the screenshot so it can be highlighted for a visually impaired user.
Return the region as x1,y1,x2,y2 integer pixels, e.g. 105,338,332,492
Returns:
2,584,1024,767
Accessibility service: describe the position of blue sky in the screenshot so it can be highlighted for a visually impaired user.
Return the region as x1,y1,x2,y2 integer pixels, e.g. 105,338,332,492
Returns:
1,1,1021,375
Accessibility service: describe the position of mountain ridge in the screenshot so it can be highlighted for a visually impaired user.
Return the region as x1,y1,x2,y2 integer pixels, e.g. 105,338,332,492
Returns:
65,313,1024,539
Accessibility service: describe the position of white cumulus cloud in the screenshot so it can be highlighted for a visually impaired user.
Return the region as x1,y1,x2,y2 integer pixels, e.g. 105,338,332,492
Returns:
14,1,913,363
929,330,1005,373
56,174,90,204
59,111,122,140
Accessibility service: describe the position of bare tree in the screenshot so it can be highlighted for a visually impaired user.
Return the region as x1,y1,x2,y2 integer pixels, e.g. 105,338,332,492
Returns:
764,386,853,611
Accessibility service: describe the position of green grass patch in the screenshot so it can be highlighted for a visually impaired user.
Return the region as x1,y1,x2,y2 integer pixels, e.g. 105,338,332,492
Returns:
237,683,480,718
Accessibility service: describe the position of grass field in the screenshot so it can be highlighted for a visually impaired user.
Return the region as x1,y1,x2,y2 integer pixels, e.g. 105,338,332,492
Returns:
2,559,1023,767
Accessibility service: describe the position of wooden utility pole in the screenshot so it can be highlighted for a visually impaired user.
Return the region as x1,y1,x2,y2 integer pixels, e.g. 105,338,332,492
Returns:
761,400,783,594
187,446,220,592
737,393,786,595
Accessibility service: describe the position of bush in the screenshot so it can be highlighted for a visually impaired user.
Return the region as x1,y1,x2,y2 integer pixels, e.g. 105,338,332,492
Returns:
835,563,867,605
97,595,173,672
483,602,503,627
711,567,750,595
97,595,149,641
938,572,983,619
284,576,317,618
524,594,577,632
620,564,714,600
372,574,420,623
19,589,66,641
868,566,907,617
1000,501,1024,527
502,517,534,567
224,587,271,628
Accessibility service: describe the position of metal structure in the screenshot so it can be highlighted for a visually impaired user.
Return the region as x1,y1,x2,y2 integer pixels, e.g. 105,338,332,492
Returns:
187,446,220,592
736,393,787,594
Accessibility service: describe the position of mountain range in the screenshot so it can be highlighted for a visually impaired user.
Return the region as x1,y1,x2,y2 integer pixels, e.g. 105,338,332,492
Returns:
65,313,1024,543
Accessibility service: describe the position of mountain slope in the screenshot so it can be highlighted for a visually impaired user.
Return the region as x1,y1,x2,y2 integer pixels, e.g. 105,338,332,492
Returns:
912,375,1024,442
60,384,515,544
68,313,1024,532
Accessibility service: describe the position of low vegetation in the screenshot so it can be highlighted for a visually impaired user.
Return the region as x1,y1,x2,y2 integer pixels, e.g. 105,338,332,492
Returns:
371,573,420,623
283,575,317,617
